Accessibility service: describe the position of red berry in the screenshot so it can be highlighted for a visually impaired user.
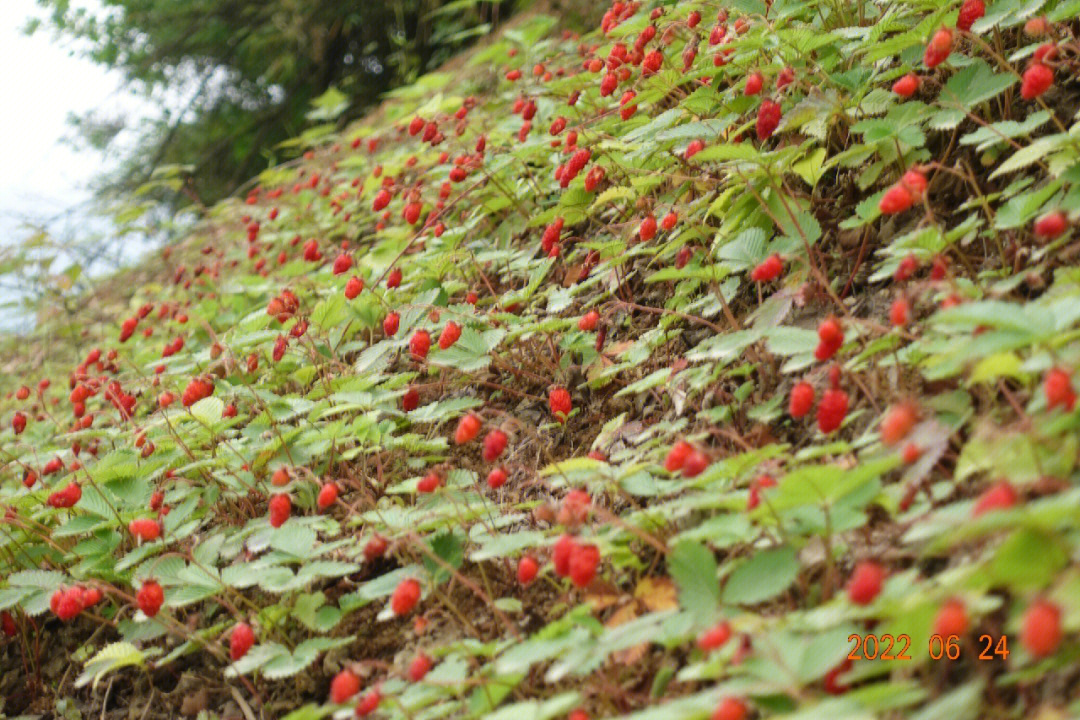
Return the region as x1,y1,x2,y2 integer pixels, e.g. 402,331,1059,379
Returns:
744,72,764,96
578,311,600,331
317,482,339,510
638,214,657,242
756,99,782,140
383,312,400,337
664,440,694,472
880,403,918,445
711,698,747,720
482,429,508,461
364,535,388,562
345,276,364,299
487,466,508,489
136,580,164,617
1045,367,1076,410
549,387,572,421
957,0,985,31
1021,62,1054,100
455,414,482,444
879,184,915,214
817,388,849,433
1034,211,1067,239
568,543,600,588
269,494,291,527
933,599,969,638
846,561,885,605
681,449,710,478
924,27,953,67
230,622,255,660
418,472,441,493
972,481,1018,516
661,211,678,231
387,268,403,288
517,555,539,585
391,578,421,615
697,621,732,651
355,690,381,716
12,412,26,435
438,321,462,350
688,10,701,27
409,329,431,359
750,254,783,282
553,534,577,577
408,653,432,682
1022,600,1062,657
128,518,161,541
890,297,911,327
892,73,920,97
332,253,353,275
789,382,815,418
330,670,361,703
747,474,777,510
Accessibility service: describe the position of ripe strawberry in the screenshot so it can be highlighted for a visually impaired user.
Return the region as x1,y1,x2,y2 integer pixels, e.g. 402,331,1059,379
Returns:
934,599,969,638
681,449,710,478
417,471,441,493
776,66,795,90
747,474,777,510
744,72,764,96
330,669,361,703
52,587,83,621
879,184,915,214
1045,367,1076,410
638,214,657,242
332,253,353,275
391,578,421,615
600,73,618,96
355,690,381,716
482,429,508,461
549,387,572,421
846,561,885,605
901,443,922,464
12,411,26,435
578,311,600,331
271,467,291,487
517,555,539,585
487,466,508,488
455,414,482,444
789,382,815,418
1034,211,1067,239
972,481,1017,516
438,321,462,350
664,440,694,472
750,254,783,282
401,386,420,412
383,312,400,336
408,653,433,682
880,403,918,445
957,0,985,30
268,494,291,527
568,543,600,587
815,318,844,361
711,698,747,720
642,50,663,75
230,622,255,660
1022,600,1062,657
364,535,388,562
408,116,425,136
688,10,701,27
892,73,920,97
409,329,431,359
697,621,732,651
553,534,577,577
685,139,705,159
661,212,678,231
48,482,81,508
569,711,589,720
387,268,403,288
756,99,782,140
16,385,29,400
817,388,849,433
924,27,953,67
317,482,339,510
128,518,161,541
136,580,164,617
890,297,911,327
1021,63,1054,99
345,276,364,299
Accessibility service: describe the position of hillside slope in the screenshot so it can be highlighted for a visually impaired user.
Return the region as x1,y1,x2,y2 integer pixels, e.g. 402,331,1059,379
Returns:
4,1,1080,718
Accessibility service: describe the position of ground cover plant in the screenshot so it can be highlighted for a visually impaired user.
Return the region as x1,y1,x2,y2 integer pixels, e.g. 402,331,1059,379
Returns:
4,0,1080,717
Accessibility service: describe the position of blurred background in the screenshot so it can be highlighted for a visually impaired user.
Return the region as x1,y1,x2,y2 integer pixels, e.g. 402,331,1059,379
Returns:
0,0,514,332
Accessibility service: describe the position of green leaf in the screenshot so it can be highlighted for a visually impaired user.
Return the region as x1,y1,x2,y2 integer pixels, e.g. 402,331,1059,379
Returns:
668,541,719,625
721,546,800,605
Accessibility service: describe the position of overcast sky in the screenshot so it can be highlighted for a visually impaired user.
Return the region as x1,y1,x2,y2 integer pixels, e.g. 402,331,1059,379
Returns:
0,0,151,244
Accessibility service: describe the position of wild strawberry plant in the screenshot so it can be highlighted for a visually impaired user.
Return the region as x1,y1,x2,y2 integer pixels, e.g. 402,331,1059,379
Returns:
4,0,1080,718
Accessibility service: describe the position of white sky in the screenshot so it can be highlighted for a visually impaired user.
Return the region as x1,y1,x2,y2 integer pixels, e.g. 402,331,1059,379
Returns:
0,0,152,244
